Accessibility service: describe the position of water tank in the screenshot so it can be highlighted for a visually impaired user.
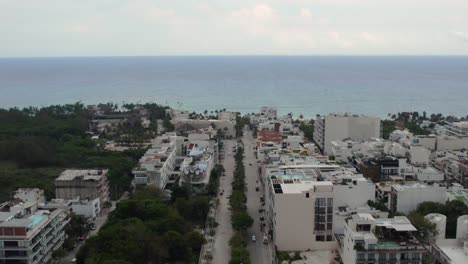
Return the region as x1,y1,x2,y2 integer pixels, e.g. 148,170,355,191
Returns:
425,213,446,240
456,215,468,240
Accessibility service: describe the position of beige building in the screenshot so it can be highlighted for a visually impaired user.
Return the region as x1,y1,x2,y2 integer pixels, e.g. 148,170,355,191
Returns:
265,168,335,251
55,169,110,203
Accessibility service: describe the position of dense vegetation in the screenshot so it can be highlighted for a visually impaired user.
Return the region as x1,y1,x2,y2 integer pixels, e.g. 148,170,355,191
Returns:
381,120,396,139
77,187,207,264
229,147,253,264
413,200,468,239
235,115,251,138
0,103,150,201
299,120,314,141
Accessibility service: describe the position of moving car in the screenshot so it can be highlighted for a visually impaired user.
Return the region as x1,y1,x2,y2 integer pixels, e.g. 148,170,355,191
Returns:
251,235,256,242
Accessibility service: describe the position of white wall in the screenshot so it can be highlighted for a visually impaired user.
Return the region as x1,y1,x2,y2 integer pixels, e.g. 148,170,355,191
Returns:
71,198,101,218
410,145,431,164
334,180,375,209
323,115,381,154
437,136,468,151
394,186,446,213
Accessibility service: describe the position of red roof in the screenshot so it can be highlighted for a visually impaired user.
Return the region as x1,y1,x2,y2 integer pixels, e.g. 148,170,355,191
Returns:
257,130,282,143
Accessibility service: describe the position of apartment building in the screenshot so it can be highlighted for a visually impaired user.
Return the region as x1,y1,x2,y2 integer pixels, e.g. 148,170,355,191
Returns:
339,213,425,264
132,133,178,189
55,169,110,204
445,121,468,137
314,113,381,154
0,202,68,264
265,168,335,251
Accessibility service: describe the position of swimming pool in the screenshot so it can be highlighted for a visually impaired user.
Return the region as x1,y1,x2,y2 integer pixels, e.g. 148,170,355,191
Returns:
28,215,46,228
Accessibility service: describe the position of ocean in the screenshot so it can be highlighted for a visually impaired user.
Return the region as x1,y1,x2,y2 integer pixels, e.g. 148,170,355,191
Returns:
0,56,467,118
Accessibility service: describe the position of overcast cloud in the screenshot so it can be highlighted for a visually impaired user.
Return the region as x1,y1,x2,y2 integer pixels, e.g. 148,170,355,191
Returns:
1,0,468,56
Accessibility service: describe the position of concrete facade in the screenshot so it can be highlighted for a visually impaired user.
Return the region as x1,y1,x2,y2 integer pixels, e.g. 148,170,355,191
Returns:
55,169,110,204
314,113,381,154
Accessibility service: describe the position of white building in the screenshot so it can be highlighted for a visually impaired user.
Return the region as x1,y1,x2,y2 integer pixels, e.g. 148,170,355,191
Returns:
314,113,381,154
260,106,278,119
70,198,101,219
13,189,45,207
410,145,431,165
389,183,446,213
320,169,375,209
0,202,68,264
334,206,388,235
132,132,179,189
265,168,335,251
339,214,425,264
389,129,413,143
446,121,468,137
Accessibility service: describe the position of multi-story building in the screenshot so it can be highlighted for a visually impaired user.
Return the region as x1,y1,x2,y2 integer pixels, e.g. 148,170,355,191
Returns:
0,202,69,264
389,183,446,213
320,168,375,209
314,113,381,154
265,167,335,251
339,213,425,264
445,121,468,137
132,133,178,189
55,169,110,204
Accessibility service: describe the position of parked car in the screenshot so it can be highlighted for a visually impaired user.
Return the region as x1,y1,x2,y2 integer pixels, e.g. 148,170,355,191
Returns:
251,235,256,242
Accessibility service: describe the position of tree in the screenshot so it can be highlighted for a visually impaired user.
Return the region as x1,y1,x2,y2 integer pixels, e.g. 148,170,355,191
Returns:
185,231,206,253
232,211,254,230
407,212,437,241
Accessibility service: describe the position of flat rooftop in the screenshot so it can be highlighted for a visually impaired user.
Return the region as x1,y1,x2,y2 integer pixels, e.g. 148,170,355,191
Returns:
449,121,468,128
57,169,108,181
392,183,442,191
436,239,468,264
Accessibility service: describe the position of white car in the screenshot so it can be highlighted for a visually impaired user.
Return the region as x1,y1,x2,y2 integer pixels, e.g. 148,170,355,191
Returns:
251,235,256,242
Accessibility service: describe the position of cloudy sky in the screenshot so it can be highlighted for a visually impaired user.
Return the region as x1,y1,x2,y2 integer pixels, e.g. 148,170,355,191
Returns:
1,0,468,57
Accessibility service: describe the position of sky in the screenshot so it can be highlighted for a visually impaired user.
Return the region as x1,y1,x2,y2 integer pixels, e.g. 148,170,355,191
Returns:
1,0,468,57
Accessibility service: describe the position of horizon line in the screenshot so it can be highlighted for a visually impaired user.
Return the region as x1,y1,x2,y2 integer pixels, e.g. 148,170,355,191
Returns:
2,54,468,59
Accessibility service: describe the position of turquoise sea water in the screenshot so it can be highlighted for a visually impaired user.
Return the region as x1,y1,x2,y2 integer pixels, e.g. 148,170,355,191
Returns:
0,56,467,117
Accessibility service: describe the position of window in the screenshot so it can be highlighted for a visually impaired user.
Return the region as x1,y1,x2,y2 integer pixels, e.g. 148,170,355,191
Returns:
316,235,324,241
327,214,333,222
316,198,326,206
368,253,375,260
326,235,333,241
412,253,420,260
327,198,333,205
327,223,333,230
357,253,365,261
389,253,396,260
368,244,376,250
305,193,310,198
378,253,386,260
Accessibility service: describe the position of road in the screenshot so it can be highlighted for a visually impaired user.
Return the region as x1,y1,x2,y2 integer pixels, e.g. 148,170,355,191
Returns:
243,129,274,264
212,139,235,264
59,193,127,264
